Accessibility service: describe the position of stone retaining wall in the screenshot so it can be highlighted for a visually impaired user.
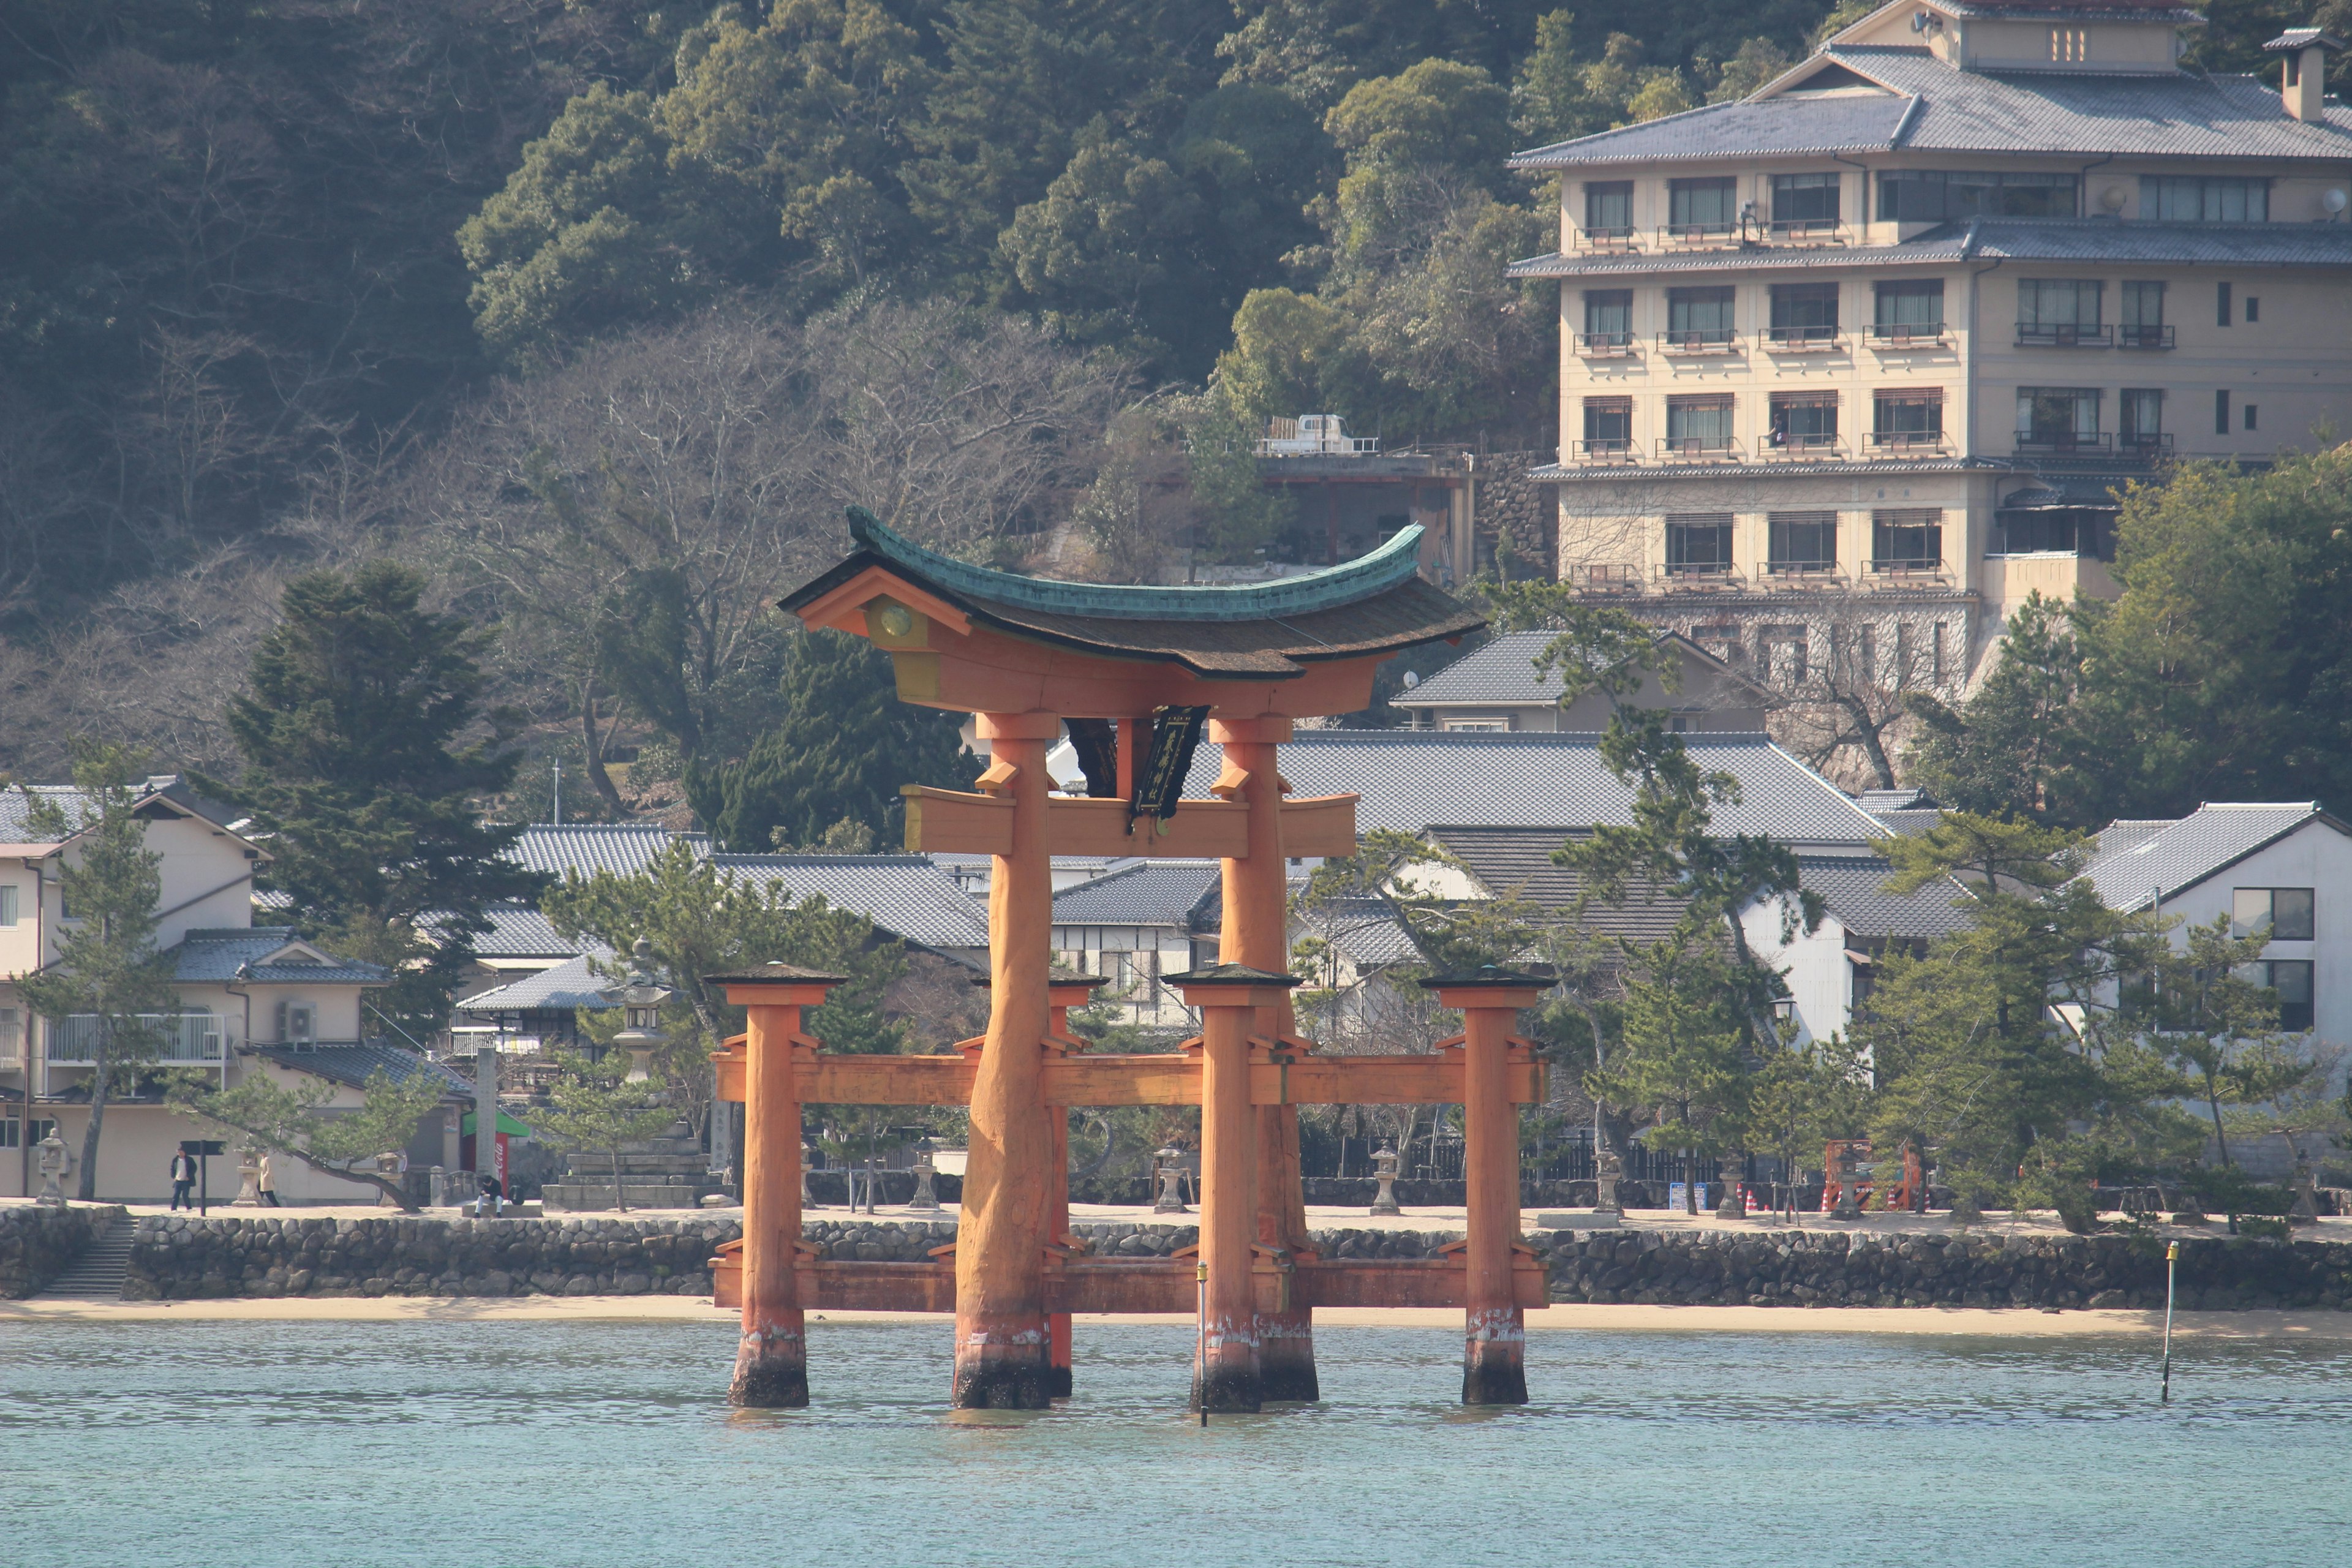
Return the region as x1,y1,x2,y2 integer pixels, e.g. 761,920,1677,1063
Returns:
113,1213,2352,1311
1,1204,127,1298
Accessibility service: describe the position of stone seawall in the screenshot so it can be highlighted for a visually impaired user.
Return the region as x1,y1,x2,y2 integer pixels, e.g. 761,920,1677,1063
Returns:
115,1213,2352,1310
1,1205,128,1298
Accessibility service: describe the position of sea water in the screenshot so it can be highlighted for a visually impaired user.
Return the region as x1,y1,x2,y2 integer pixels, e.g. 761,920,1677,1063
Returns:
5,1321,2347,1566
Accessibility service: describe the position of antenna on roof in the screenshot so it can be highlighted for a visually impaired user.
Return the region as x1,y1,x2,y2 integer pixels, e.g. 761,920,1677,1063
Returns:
552,759,562,827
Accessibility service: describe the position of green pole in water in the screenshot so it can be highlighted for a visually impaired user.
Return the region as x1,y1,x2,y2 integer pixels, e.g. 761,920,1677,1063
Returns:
1195,1259,1209,1427
2161,1240,2178,1403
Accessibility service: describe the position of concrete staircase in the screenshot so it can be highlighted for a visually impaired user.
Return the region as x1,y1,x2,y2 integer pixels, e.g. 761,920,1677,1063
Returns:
36,1213,133,1301
541,1121,726,1211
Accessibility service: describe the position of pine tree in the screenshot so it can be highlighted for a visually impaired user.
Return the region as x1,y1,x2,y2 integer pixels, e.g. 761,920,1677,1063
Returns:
214,563,540,1030
16,745,183,1201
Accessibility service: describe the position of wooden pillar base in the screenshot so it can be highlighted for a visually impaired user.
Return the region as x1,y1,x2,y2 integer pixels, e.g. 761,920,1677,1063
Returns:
952,1313,1054,1409
1461,1306,1528,1406
1047,1310,1074,1399
1191,1313,1262,1414
1257,1307,1319,1402
729,1321,809,1408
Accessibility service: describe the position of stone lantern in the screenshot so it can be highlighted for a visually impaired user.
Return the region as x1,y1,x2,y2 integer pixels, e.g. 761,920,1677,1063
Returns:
613,937,671,1083
1152,1145,1189,1213
907,1136,943,1212
1368,1144,1403,1216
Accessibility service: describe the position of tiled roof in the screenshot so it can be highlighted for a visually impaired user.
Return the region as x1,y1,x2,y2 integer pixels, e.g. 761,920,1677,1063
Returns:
170,928,388,985
1183,732,1892,846
1395,633,1566,706
711,854,990,950
249,1041,472,1096
1855,788,1937,812
1797,855,1973,940
1512,48,2352,168
508,823,701,880
1868,809,1946,839
1050,861,1221,927
1426,827,1691,945
1311,897,1423,968
2078,802,2340,910
454,953,617,1015
0,785,95,842
469,905,601,960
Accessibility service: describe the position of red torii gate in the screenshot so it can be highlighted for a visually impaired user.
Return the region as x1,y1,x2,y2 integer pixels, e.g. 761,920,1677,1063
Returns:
711,508,1549,1411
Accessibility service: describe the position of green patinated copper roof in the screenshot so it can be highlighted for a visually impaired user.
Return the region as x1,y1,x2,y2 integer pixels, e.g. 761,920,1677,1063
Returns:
848,506,1425,624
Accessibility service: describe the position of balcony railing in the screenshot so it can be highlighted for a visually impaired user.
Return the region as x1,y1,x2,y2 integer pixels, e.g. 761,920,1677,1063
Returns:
2015,432,2112,456
1574,331,1636,357
1656,563,1746,591
1657,330,1740,355
1764,562,1847,587
1866,429,1948,454
2119,432,2175,460
45,1012,237,1065
1574,226,1640,253
1569,562,1643,593
1765,219,1847,246
1866,560,1950,586
1868,323,1950,349
1759,432,1843,461
1659,223,1738,249
2117,325,2176,350
1656,435,1742,462
1570,437,1638,463
1763,325,1843,352
2016,323,2113,348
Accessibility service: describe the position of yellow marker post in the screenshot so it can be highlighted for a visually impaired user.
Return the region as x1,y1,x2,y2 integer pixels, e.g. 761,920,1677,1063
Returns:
2162,1240,2180,1403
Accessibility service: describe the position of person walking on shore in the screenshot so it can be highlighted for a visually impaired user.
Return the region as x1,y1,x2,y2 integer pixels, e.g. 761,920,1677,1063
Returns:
258,1149,282,1207
168,1148,197,1210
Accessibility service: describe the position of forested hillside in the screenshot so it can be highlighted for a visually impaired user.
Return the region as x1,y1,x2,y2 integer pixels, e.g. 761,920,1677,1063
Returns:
0,0,2331,805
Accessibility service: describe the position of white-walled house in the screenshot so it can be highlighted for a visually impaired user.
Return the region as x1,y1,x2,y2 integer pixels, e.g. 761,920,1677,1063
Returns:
0,778,460,1203
1743,854,1973,1046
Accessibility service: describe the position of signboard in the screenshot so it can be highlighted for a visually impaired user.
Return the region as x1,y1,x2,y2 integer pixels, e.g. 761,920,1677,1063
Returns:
179,1140,226,1156
1129,705,1211,827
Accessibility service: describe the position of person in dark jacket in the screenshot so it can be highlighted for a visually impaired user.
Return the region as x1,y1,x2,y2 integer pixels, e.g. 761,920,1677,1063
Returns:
169,1148,197,1210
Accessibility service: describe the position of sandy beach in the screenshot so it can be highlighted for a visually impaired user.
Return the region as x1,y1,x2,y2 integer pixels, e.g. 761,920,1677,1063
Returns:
7,1292,2346,1338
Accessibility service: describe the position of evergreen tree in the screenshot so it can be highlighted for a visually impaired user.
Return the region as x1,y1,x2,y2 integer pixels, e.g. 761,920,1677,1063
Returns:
685,629,971,852
165,1063,450,1212
16,745,182,1202
214,564,540,1028
529,1048,682,1213
1903,594,2086,823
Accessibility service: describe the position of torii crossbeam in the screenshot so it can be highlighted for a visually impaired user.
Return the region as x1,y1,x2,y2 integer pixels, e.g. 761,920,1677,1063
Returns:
716,507,1547,1412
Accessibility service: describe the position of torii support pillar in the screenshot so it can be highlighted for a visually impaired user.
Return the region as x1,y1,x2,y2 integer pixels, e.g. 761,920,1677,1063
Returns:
1210,715,1319,1402
716,966,847,1408
1044,973,1106,1400
1169,966,1299,1413
956,712,1060,1409
1425,969,1547,1406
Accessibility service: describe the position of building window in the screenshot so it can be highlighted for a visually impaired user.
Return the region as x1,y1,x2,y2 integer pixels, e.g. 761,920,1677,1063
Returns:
2017,279,2106,345
1770,172,1840,228
1441,718,1512,733
2142,176,2269,224
2119,281,2169,347
1872,389,1943,449
1664,396,1735,453
1877,171,2078,222
2234,887,2315,941
1583,289,1632,346
1872,279,1945,337
2245,295,2260,322
2051,26,2087,60
1581,396,1633,454
1767,393,1838,451
1872,509,1943,573
1668,177,1738,233
1759,625,1809,684
1768,282,1839,344
2250,959,2316,1031
1585,181,1634,236
2215,388,2230,434
1694,622,1744,666
2017,386,2103,451
0,884,15,927
1990,507,2109,557
2245,402,2259,431
2217,281,2232,326
0,1117,59,1150
1767,511,1838,573
2120,388,2165,454
1665,513,1736,575
1665,287,1736,345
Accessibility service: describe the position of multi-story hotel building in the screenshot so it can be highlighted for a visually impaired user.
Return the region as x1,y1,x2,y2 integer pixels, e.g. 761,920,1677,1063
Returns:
1509,1,2352,689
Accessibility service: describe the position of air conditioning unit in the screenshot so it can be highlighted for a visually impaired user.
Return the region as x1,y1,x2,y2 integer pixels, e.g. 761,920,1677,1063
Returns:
277,1001,317,1047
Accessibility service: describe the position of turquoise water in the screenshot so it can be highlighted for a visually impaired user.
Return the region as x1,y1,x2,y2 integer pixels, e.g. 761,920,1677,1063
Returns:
6,1321,2348,1567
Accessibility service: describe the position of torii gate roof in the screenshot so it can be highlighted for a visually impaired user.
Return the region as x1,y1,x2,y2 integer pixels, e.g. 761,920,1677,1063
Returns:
780,508,1482,682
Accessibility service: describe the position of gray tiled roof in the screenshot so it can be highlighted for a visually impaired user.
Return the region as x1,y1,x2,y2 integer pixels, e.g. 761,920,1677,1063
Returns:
712,854,990,950
2078,802,2337,910
170,928,388,985
470,905,601,961
1050,861,1221,927
1313,898,1423,968
454,953,617,1016
1512,47,2352,168
1508,220,2352,282
508,823,701,880
1184,732,1892,846
1426,826,1691,945
1395,633,1565,706
1868,809,1947,839
0,786,93,842
1855,788,1936,812
249,1041,472,1096
1797,856,1973,940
